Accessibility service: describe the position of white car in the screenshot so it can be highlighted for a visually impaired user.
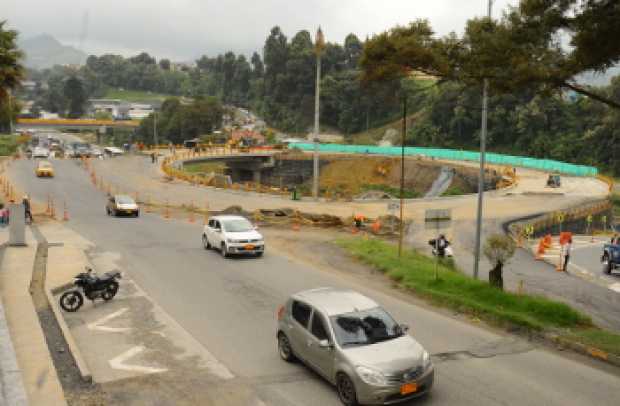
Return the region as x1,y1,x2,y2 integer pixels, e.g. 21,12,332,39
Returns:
202,215,264,257
32,146,50,158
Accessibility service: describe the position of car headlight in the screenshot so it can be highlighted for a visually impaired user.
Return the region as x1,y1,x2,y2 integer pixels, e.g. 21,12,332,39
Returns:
355,366,388,386
422,350,432,370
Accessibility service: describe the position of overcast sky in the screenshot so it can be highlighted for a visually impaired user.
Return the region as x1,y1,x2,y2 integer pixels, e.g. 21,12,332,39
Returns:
4,0,519,61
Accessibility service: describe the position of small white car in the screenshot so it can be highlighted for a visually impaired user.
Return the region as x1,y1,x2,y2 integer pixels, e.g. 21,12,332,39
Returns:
202,215,264,257
32,146,50,158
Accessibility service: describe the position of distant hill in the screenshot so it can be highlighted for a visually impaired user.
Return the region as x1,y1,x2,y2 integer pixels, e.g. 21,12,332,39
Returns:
18,34,87,69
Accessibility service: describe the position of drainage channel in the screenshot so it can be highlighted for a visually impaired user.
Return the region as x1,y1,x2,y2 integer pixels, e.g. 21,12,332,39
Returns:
29,225,107,405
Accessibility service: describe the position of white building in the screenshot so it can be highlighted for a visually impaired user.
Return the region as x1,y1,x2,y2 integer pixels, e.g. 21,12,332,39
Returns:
128,103,154,120
89,99,131,120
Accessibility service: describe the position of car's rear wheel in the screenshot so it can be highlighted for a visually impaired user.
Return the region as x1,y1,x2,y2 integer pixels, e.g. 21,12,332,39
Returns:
336,373,358,406
202,235,211,250
277,333,296,362
221,243,229,258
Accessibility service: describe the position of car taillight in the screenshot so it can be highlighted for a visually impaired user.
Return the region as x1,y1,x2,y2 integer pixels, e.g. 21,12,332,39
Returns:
277,305,285,320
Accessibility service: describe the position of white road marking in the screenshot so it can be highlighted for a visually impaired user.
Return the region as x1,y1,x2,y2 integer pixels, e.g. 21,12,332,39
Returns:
610,283,620,293
87,308,132,333
109,345,168,374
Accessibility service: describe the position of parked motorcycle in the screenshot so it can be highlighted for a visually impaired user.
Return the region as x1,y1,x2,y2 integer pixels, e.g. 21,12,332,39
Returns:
59,267,122,312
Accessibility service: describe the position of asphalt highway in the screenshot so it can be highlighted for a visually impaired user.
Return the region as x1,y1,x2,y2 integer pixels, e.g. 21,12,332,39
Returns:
8,158,620,406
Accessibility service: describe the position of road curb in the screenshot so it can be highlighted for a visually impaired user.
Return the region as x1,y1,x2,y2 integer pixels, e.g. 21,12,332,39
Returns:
44,287,93,383
544,333,620,368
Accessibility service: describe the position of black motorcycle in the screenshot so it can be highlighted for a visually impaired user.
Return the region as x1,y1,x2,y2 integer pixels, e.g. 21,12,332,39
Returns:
59,267,122,312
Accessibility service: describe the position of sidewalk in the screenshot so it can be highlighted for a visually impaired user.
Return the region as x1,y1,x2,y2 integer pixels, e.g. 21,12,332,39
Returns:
0,226,66,406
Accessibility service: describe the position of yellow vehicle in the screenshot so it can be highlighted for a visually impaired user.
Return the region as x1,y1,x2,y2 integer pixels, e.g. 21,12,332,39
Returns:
35,160,54,177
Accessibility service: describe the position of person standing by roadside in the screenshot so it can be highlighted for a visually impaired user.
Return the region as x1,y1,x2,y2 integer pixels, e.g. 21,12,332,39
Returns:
0,203,8,226
23,195,33,224
562,237,573,272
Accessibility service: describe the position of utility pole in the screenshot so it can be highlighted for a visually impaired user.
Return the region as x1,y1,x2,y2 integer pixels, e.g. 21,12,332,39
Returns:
398,95,407,258
312,27,325,201
473,0,493,279
8,90,14,135
153,110,158,148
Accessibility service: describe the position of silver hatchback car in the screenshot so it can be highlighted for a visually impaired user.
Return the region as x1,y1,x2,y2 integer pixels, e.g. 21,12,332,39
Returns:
277,288,434,405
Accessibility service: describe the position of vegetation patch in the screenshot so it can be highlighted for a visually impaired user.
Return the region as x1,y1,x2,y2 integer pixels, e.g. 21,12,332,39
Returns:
612,193,620,217
336,238,591,330
104,88,171,102
564,329,620,356
337,238,620,356
441,185,466,196
183,161,226,174
0,134,29,156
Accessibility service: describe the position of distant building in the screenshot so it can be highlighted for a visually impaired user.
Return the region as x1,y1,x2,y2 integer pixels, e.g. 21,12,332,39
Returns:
128,103,154,120
306,133,344,144
88,99,130,120
20,80,36,91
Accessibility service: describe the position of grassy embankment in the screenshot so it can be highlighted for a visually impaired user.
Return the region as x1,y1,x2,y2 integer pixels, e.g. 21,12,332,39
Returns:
337,238,620,356
0,134,28,156
103,88,172,102
183,161,227,174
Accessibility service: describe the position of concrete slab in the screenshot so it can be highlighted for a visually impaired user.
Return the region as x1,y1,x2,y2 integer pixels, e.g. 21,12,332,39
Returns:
0,229,66,406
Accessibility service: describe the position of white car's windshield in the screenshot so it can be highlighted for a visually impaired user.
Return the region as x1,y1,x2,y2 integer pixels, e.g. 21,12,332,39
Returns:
330,307,402,347
116,196,135,205
222,219,253,232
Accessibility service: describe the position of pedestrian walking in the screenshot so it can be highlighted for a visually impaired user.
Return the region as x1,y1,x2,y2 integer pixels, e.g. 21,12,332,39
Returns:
562,237,572,272
0,203,8,226
151,152,155,164
23,195,33,224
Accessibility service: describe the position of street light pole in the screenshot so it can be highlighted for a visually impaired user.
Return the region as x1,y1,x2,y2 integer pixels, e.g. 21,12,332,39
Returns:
312,27,325,201
398,95,407,258
153,110,158,148
473,0,493,279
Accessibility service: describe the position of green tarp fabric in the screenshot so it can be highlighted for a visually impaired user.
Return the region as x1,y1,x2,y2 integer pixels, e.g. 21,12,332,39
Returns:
289,143,598,177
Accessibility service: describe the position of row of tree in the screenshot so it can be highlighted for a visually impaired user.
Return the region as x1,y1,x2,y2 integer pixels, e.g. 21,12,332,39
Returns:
135,97,223,145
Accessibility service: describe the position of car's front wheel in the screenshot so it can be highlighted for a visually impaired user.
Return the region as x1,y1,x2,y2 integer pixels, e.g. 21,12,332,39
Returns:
277,333,296,362
336,373,359,406
221,243,229,258
202,234,211,250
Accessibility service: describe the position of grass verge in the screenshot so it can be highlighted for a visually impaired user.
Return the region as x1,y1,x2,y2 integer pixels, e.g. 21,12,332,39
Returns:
0,134,23,156
336,237,620,357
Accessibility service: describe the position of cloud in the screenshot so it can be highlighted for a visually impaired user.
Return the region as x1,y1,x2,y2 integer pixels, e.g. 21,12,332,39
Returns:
4,0,519,61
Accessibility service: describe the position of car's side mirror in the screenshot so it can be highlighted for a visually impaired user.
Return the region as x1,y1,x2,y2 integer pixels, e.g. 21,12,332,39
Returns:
399,324,410,334
318,339,332,349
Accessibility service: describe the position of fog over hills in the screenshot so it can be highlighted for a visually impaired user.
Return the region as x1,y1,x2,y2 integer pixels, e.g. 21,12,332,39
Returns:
18,34,87,69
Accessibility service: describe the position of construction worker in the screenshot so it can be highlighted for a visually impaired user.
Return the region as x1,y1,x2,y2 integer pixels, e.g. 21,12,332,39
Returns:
354,214,366,229
562,237,573,272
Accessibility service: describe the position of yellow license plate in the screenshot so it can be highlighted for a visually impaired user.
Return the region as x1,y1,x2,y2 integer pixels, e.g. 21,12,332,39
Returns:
244,244,255,250
400,382,417,395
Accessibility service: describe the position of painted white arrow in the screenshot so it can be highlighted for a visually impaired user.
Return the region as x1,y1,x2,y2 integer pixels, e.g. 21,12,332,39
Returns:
87,308,131,333
109,345,168,374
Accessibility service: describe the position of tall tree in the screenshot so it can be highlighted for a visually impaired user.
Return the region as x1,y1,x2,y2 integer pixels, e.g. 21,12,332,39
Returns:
343,33,363,69
361,1,620,109
0,20,24,131
63,76,86,118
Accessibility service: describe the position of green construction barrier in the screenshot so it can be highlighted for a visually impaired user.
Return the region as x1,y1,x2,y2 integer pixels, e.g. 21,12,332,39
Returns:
289,143,598,176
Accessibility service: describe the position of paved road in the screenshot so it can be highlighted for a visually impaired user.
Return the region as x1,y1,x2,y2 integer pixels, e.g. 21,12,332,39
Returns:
7,158,620,405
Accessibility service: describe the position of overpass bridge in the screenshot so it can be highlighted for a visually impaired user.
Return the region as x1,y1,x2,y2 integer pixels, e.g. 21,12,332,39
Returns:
16,118,140,131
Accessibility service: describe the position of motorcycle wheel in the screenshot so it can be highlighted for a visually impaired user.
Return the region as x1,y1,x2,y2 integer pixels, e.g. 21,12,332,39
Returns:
60,291,84,312
102,281,119,301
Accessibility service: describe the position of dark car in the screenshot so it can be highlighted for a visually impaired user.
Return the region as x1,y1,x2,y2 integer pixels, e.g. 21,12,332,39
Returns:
546,173,561,188
71,142,92,158
602,243,620,274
